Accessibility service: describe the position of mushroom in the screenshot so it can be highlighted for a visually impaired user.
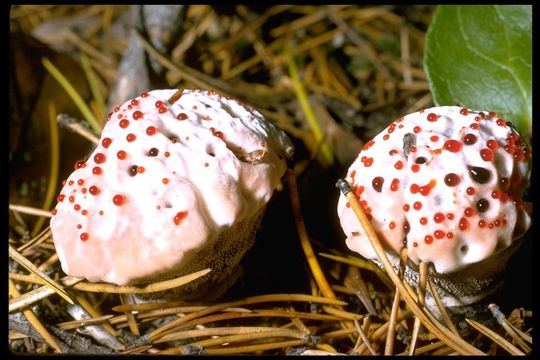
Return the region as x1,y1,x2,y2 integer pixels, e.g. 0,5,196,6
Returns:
337,106,531,321
50,89,294,299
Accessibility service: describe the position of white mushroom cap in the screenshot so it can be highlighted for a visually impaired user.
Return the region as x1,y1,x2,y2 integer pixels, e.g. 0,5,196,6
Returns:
50,89,293,286
337,106,531,274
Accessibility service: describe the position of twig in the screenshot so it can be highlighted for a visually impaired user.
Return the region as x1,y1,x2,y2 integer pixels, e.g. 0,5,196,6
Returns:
488,303,531,353
56,113,100,144
409,260,429,355
465,318,525,356
9,204,52,218
384,247,407,355
9,245,74,305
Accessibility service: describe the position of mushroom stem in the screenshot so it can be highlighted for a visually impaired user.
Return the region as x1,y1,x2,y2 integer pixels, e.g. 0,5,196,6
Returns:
335,178,485,355
409,260,429,355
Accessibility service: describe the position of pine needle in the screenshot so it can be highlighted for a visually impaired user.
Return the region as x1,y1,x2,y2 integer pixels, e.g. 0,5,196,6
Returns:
9,245,74,305
42,57,101,133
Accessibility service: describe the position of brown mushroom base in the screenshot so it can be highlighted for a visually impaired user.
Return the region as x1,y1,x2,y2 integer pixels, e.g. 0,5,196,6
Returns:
138,207,266,301
374,236,524,332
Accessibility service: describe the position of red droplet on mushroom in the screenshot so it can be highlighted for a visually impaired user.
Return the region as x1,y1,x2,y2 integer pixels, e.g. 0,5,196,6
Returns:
162,178,169,184
413,201,422,210
459,217,468,231
146,126,157,136
69,196,75,203
434,212,445,223
158,107,168,114
92,166,102,175
394,160,403,170
413,126,422,134
434,230,445,239
389,221,396,229
57,194,65,202
148,148,159,157
127,134,137,142
364,158,374,167
164,151,171,158
430,135,439,142
496,118,506,127
89,185,100,196
403,204,410,212
102,137,112,148
363,139,375,150
372,176,384,192
94,153,106,164
410,184,420,194
390,178,400,191
74,160,86,169
491,190,500,199
389,149,399,155
51,209,57,215
117,150,127,160
427,113,438,121
80,232,89,241
133,111,143,120
444,139,462,152
174,211,188,225
131,99,139,106
424,235,433,244
177,113,188,120
419,179,436,196
444,173,460,186
137,166,145,174
460,108,469,115
119,119,130,128
447,213,455,220
480,148,493,161
470,123,480,130
68,180,74,186
463,133,477,145
411,164,420,173
112,194,125,206
466,187,476,195
420,217,428,225
446,232,454,239
464,207,475,217
486,139,499,150
74,204,81,211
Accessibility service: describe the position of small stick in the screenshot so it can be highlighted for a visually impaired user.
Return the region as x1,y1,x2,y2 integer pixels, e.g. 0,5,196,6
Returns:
9,204,52,218
384,247,408,355
9,245,74,305
488,303,531,353
120,294,140,337
426,277,460,335
56,113,100,144
167,88,184,104
465,318,525,356
409,261,429,355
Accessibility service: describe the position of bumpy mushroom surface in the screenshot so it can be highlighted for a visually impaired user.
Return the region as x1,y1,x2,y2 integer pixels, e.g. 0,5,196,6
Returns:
50,89,293,290
337,106,531,275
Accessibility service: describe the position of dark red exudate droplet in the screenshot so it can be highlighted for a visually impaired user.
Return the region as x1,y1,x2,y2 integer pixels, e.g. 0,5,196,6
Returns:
129,165,138,177
467,166,491,184
444,139,462,152
80,232,89,241
113,195,125,206
463,133,477,145
117,150,127,160
127,134,137,142
119,119,130,129
444,173,460,186
148,148,159,156
133,110,143,120
372,176,384,192
177,113,188,120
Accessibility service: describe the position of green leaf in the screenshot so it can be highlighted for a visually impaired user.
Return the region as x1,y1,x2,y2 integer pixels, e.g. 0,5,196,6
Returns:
424,5,532,137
